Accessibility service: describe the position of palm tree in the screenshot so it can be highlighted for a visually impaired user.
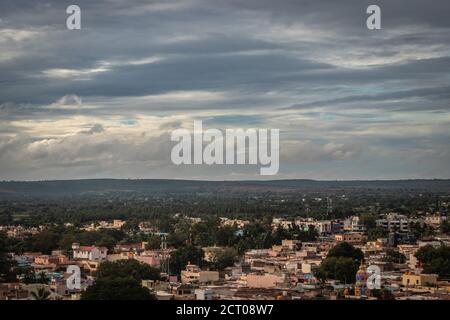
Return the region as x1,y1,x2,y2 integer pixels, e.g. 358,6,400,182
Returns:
31,287,51,300
37,272,50,284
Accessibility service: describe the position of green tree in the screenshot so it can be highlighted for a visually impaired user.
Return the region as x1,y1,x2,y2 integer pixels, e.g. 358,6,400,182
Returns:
22,269,37,284
410,222,435,240
415,245,450,278
0,212,13,225
95,260,160,281
360,213,377,230
441,220,450,235
169,245,204,274
58,233,78,251
0,232,12,280
371,287,395,300
367,227,388,241
144,234,161,250
383,249,406,263
241,222,273,249
314,242,363,284
31,229,61,254
215,225,239,247
190,217,222,247
210,248,238,271
167,219,192,247
272,227,292,244
327,242,364,261
96,235,116,250
315,257,359,284
121,219,141,232
81,277,155,300
36,271,50,284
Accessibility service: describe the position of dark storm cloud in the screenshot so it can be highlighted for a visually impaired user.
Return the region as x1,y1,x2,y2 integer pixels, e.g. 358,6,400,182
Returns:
0,0,449,180
220,0,450,28
287,85,450,111
1,0,449,105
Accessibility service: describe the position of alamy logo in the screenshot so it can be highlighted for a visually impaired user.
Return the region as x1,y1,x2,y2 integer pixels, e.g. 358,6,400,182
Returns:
66,5,81,30
366,265,381,289
366,5,381,30
171,120,279,175
66,265,81,290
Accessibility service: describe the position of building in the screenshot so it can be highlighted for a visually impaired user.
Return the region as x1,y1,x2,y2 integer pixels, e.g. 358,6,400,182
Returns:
72,243,107,261
195,288,214,300
135,253,162,268
355,262,368,297
82,220,126,231
34,255,60,266
334,233,365,243
113,219,126,228
309,220,333,234
202,246,225,262
181,263,219,284
220,218,250,228
376,213,410,233
275,218,338,235
246,274,285,288
398,244,419,269
0,283,29,300
301,262,320,274
343,216,365,232
281,239,301,251
402,273,438,287
424,214,446,227
114,242,145,253
106,252,133,262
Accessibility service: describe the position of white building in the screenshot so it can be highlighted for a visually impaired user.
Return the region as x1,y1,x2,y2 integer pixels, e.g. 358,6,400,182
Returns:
195,288,214,300
343,216,366,232
72,243,108,261
376,213,410,233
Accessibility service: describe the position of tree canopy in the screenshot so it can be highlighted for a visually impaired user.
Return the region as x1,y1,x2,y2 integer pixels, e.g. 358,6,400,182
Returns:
415,245,450,278
314,242,364,284
81,259,159,300
441,220,450,235
383,249,406,264
95,259,160,281
169,245,204,274
315,257,359,284
0,232,12,280
327,242,364,261
209,248,238,271
81,277,155,300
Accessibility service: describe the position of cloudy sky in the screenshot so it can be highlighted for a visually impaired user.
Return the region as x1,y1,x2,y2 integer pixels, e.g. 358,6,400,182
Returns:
1,0,450,180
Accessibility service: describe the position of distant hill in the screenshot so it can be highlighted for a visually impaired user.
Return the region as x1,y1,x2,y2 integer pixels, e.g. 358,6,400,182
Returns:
0,179,449,200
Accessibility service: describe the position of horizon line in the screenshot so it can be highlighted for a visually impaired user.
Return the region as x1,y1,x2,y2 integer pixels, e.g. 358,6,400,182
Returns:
2,177,450,183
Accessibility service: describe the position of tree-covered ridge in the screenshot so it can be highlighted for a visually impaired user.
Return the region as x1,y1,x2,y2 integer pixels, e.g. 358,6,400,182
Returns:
1,179,450,200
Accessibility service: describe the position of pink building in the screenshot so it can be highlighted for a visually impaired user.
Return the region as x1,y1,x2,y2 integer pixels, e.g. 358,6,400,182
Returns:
135,254,161,268
34,255,60,266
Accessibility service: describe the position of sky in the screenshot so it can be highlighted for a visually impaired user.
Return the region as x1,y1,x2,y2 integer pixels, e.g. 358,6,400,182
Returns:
0,0,450,181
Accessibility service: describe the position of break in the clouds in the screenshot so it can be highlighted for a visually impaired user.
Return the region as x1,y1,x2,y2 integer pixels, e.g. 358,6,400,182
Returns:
0,0,450,180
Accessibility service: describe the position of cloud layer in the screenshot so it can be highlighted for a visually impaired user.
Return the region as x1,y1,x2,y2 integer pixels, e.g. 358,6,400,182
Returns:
0,0,450,180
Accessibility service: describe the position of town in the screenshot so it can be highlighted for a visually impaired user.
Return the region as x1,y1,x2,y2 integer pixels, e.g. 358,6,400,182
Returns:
0,180,449,300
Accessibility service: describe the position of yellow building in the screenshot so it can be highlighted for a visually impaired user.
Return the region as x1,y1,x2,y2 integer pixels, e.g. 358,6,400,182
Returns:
335,233,365,243
402,272,438,287
181,263,219,284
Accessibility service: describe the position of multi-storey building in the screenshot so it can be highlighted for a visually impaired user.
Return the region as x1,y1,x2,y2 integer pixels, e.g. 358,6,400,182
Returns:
376,213,410,233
